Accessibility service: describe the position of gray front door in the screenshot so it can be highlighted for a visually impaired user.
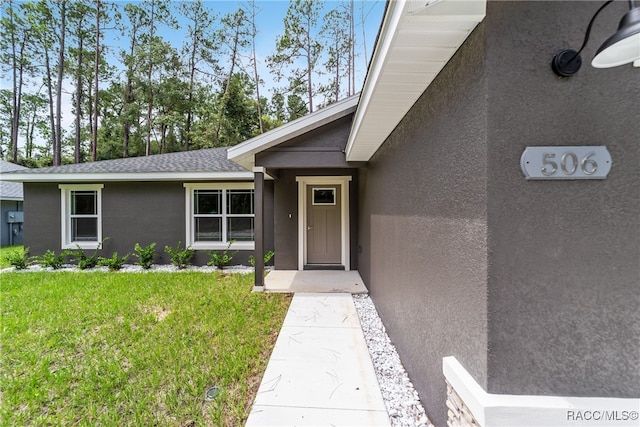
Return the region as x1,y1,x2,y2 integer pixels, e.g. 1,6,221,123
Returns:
307,185,341,265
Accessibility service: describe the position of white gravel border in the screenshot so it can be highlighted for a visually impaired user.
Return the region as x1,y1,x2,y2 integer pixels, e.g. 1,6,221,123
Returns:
1,264,260,274
353,294,434,427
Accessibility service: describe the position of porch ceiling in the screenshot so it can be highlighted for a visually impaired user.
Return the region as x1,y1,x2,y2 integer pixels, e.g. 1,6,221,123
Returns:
345,0,486,162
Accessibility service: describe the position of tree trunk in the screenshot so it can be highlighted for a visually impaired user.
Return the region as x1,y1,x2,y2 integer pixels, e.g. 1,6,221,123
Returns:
145,1,156,156
249,1,263,133
9,0,25,163
335,38,340,101
306,19,313,113
54,0,66,166
45,50,57,159
26,107,36,159
123,80,131,157
185,41,196,151
74,28,84,164
123,34,136,158
214,22,241,145
360,0,369,72
349,0,355,96
92,0,100,161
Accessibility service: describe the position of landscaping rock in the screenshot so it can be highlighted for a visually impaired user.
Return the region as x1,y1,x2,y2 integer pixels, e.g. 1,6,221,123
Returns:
353,294,434,427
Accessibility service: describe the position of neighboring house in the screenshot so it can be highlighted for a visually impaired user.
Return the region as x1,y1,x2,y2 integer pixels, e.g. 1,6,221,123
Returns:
5,1,639,426
3,148,270,265
0,161,26,247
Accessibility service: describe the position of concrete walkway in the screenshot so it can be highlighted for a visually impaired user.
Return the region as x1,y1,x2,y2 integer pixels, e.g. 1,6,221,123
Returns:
245,293,390,426
264,270,368,294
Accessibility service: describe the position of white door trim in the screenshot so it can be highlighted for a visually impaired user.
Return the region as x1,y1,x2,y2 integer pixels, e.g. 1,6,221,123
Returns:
296,176,352,271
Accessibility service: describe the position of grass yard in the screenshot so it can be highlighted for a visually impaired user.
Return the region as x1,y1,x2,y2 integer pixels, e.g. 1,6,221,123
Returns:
0,271,291,426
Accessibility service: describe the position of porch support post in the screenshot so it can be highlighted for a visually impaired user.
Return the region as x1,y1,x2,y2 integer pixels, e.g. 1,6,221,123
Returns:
253,169,265,292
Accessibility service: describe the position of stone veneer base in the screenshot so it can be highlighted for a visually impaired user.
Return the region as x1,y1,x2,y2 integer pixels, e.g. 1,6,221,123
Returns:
443,356,640,427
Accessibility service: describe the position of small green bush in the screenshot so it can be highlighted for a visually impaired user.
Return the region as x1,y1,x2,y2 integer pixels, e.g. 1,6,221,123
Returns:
34,249,70,270
5,247,30,270
249,250,275,268
69,238,108,270
207,241,238,270
71,246,97,270
165,242,195,269
134,242,156,269
98,252,129,271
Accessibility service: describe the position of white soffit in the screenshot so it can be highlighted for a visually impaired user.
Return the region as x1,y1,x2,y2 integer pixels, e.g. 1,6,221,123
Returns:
227,94,359,170
346,0,486,162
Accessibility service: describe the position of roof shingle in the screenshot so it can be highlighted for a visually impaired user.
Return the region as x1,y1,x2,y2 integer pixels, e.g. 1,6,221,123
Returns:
6,147,245,175
0,161,27,200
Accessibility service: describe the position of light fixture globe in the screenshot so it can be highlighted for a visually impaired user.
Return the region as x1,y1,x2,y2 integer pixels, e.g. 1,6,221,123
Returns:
592,6,640,68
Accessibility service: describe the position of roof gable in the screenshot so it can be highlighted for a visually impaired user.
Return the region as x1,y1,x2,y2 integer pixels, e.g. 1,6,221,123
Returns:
227,94,359,170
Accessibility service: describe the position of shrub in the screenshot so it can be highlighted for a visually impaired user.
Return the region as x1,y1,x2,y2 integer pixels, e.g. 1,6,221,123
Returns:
249,250,275,268
98,252,129,271
207,241,238,270
34,249,70,270
165,242,195,269
69,238,109,270
5,247,30,270
134,242,156,269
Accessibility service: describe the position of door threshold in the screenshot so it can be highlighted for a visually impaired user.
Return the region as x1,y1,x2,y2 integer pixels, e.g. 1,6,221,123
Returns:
303,264,345,271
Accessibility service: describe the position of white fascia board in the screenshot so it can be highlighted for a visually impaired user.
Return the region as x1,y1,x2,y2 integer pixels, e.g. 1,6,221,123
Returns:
252,167,275,180
227,94,360,169
0,196,23,201
5,171,254,183
345,0,486,162
345,0,406,162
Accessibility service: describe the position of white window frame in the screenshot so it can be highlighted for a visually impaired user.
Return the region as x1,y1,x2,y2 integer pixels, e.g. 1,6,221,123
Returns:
59,184,104,249
312,188,337,205
184,182,255,250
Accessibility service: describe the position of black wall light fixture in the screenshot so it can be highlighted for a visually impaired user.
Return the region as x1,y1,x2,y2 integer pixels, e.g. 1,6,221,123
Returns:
552,0,640,77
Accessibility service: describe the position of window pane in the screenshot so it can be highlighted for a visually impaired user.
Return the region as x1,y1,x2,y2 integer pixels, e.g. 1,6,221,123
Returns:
195,190,221,214
72,191,97,215
228,217,254,241
72,217,97,241
313,188,335,205
227,190,254,215
195,217,221,241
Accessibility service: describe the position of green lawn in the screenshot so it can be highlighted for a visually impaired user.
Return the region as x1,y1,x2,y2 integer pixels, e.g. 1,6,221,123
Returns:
0,271,290,426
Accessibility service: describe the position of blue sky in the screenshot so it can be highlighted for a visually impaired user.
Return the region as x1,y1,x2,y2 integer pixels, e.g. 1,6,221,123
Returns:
149,0,386,95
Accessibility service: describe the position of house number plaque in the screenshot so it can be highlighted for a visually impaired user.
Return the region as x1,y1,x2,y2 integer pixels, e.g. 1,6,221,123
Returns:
520,146,611,180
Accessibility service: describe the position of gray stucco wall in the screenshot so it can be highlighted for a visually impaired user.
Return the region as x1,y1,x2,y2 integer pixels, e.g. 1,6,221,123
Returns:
485,1,640,397
257,115,355,169
359,2,639,425
358,22,489,427
101,182,186,265
24,184,60,255
23,181,273,266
